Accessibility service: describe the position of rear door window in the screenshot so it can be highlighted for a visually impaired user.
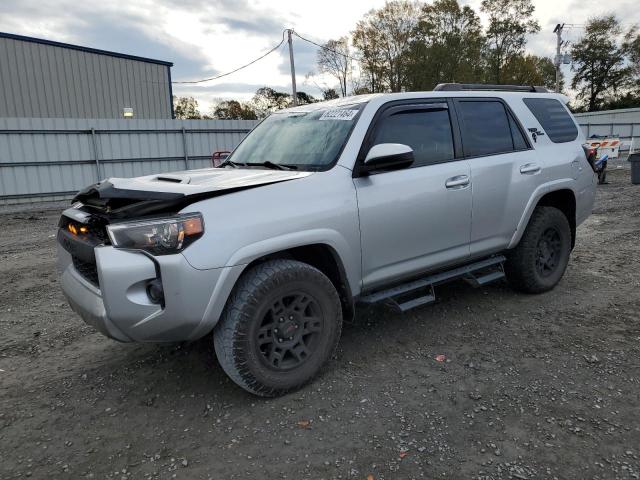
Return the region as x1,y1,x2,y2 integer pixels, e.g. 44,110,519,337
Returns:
456,100,515,157
371,106,455,167
523,98,578,143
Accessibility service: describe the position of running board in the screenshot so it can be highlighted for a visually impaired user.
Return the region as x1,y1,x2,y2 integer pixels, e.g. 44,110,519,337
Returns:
463,267,505,288
359,255,506,312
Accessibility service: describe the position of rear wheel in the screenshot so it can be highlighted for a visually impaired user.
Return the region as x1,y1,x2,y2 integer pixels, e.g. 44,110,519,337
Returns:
505,206,571,293
213,259,342,397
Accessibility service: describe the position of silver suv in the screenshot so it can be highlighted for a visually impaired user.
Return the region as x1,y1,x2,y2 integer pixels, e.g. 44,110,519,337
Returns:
57,84,596,396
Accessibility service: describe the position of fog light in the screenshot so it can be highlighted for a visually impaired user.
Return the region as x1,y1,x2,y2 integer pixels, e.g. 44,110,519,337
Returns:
146,279,164,305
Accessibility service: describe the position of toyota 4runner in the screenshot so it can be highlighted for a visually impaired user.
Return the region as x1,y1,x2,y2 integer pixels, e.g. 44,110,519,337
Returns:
57,84,596,396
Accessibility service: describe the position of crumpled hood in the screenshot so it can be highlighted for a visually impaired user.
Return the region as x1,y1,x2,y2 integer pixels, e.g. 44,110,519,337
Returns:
73,168,313,218
96,168,312,196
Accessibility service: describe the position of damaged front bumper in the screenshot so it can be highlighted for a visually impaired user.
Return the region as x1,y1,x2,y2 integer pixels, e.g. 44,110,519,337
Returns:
57,234,231,343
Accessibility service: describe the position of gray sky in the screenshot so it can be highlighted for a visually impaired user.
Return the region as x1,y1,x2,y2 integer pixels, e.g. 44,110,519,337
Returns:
1,0,638,112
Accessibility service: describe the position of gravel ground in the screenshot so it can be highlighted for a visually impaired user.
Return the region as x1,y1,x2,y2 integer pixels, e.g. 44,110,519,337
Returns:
1,167,639,480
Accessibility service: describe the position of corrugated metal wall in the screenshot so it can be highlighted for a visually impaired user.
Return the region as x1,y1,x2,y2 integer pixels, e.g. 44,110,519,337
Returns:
0,35,172,119
574,108,640,153
0,118,258,205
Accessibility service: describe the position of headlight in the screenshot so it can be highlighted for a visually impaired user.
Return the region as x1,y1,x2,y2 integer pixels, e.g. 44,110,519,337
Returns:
106,213,204,255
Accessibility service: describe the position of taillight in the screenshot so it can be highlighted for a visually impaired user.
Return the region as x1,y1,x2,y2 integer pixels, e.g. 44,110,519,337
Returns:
582,145,597,172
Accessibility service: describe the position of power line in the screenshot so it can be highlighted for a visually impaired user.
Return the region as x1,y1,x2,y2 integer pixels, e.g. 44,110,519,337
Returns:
171,29,362,86
172,31,286,84
292,31,360,62
562,21,638,30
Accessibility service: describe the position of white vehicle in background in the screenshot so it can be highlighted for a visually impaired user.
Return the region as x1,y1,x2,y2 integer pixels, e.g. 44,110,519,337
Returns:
57,84,596,396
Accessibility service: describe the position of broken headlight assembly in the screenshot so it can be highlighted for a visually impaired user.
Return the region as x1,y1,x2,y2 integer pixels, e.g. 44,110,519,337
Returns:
106,213,204,255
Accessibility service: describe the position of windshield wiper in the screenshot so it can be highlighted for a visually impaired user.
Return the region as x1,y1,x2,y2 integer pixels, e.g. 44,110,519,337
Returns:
245,161,298,171
217,158,246,168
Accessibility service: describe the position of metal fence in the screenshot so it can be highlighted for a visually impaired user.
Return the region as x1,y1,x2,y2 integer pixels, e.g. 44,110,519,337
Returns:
577,121,640,154
574,109,640,156
6,114,635,206
0,117,258,205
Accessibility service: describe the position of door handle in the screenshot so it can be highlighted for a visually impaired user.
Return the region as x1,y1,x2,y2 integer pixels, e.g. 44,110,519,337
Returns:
520,163,541,174
445,175,470,189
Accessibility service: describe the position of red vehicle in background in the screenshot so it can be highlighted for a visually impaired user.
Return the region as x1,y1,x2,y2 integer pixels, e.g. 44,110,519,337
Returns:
212,151,231,167
583,144,608,185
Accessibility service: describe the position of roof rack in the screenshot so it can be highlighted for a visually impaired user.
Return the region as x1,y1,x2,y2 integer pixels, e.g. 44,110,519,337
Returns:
433,83,549,93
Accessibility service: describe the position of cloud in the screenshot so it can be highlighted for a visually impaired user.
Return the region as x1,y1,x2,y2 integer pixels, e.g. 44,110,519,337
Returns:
2,0,640,111
0,0,212,78
155,0,288,37
213,16,286,37
72,12,209,78
175,82,287,95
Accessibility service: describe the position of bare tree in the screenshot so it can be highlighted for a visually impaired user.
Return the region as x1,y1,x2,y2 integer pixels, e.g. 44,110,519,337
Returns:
317,37,351,97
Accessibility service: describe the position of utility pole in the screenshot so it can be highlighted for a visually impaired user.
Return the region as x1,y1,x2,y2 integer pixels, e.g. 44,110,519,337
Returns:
287,29,298,106
553,23,564,93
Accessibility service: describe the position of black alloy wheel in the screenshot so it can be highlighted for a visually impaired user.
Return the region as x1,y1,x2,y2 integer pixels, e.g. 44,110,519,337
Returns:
214,259,343,397
256,292,324,371
505,206,572,294
535,227,562,278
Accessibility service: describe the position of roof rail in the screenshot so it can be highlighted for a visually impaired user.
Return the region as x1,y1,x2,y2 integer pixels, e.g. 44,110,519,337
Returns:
434,83,549,93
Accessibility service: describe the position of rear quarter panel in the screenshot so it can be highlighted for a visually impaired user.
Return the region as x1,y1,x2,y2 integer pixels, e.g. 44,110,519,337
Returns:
506,96,596,247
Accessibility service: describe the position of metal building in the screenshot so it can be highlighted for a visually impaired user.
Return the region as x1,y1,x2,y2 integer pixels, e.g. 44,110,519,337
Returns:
0,32,174,119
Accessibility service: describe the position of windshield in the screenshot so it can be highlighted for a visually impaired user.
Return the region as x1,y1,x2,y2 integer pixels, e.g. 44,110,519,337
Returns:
227,104,364,170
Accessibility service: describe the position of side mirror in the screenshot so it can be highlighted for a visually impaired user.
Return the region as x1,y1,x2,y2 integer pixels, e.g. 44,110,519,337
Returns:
363,143,414,173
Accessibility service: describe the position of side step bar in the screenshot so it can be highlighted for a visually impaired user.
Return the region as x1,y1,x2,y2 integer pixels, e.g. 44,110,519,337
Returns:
359,255,506,313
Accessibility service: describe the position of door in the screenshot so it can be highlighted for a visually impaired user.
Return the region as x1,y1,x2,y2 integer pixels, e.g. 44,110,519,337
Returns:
353,101,472,290
453,99,542,256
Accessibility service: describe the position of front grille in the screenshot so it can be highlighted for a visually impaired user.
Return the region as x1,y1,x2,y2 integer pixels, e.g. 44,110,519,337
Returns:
89,223,109,244
59,215,110,245
72,256,100,287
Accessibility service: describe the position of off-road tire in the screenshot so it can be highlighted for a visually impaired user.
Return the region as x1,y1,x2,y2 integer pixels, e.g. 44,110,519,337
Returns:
213,259,343,397
505,206,571,294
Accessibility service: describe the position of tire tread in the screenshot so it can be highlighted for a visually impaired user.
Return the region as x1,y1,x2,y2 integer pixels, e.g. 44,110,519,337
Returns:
214,259,342,397
505,206,571,294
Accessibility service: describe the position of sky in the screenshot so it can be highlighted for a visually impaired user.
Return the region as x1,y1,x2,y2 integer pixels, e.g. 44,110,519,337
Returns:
1,0,639,113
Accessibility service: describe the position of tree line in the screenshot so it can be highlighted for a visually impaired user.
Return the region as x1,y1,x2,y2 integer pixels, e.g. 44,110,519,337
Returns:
571,16,640,111
174,0,640,118
172,87,330,121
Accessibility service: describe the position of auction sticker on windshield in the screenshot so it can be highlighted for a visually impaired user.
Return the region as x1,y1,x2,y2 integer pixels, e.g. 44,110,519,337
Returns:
319,109,359,121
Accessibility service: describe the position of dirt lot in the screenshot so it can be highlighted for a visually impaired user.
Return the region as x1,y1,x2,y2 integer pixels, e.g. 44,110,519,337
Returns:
1,167,639,480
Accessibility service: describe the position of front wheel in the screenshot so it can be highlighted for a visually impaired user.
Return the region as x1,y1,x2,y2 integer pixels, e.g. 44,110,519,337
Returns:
213,259,343,397
505,206,572,293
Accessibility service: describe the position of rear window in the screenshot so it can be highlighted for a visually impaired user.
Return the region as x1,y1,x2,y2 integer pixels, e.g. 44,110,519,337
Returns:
523,98,578,143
